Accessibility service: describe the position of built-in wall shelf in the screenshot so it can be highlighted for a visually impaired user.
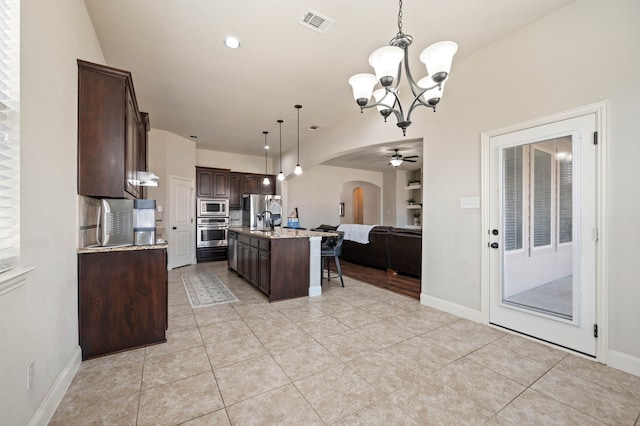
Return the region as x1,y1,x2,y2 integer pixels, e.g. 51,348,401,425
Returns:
405,184,421,190
406,205,421,210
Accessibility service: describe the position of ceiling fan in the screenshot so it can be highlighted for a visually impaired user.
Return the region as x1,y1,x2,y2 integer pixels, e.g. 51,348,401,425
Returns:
388,148,418,167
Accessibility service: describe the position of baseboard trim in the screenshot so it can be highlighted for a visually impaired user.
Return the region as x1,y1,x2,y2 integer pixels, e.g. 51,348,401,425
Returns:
420,293,482,323
29,346,82,426
608,349,640,377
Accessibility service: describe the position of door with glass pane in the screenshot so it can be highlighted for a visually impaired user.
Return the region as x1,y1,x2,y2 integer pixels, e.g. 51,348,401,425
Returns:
488,114,597,356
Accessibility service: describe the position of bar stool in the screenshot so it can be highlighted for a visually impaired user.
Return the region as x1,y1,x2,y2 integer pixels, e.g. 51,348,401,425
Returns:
320,231,344,287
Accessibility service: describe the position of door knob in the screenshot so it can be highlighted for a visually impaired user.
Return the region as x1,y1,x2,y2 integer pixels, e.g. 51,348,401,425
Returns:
490,242,499,249
492,229,499,235
172,226,177,230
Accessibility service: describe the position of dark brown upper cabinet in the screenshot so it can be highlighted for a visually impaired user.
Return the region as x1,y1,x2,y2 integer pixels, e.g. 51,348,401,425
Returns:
77,60,147,199
196,167,230,198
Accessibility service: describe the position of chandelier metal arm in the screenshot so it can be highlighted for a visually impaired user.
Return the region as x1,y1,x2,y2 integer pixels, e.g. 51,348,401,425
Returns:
360,89,404,124
402,45,422,98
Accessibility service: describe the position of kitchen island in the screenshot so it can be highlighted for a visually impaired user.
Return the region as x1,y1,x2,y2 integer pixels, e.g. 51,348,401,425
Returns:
228,227,335,302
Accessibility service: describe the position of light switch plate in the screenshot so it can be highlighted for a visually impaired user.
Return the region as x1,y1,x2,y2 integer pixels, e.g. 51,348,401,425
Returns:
460,197,480,209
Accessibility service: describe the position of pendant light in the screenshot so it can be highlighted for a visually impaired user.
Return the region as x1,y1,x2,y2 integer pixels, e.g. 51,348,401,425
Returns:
277,119,285,181
262,131,270,186
294,104,303,175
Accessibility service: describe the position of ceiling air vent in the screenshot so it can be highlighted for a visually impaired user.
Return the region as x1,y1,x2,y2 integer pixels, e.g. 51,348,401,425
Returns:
299,9,334,34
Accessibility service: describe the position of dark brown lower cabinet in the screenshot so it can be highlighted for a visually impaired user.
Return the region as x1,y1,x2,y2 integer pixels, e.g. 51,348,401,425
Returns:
196,247,227,262
234,233,309,302
78,248,168,360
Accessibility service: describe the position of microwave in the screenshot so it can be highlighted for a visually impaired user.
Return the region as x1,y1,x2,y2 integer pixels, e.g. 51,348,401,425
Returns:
197,198,228,217
97,199,134,247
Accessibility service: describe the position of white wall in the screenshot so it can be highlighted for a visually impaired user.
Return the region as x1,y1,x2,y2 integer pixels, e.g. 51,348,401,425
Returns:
147,129,196,248
287,0,640,368
0,0,106,424
381,170,397,226
284,165,382,230
196,148,266,174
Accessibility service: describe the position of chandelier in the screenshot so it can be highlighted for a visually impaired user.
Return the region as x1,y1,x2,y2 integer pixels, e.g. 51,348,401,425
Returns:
348,0,457,136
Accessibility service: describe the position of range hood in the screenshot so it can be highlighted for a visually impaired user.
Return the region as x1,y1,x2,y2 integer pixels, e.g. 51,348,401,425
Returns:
128,171,160,187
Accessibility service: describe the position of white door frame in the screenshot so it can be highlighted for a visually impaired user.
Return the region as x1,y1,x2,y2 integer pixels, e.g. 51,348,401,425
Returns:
481,101,608,362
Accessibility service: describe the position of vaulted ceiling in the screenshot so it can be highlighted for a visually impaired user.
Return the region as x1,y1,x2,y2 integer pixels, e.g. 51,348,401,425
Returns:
84,0,574,171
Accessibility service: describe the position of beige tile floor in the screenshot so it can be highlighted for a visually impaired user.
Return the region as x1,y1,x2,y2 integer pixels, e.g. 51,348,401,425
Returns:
51,261,640,425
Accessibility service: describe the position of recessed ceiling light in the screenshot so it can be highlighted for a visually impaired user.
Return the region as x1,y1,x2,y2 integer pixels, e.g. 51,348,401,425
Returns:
224,36,240,49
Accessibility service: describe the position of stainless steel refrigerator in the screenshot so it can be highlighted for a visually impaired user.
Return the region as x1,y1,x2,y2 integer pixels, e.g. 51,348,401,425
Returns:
241,194,282,228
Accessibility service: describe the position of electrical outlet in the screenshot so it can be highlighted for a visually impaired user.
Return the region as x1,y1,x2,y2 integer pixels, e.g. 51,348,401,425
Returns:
27,361,34,390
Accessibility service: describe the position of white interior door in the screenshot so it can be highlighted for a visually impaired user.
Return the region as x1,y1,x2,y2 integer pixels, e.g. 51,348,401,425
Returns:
488,113,598,356
169,176,194,269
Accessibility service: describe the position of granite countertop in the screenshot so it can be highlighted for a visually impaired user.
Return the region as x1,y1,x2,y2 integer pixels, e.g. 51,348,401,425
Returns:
77,242,169,254
229,227,336,239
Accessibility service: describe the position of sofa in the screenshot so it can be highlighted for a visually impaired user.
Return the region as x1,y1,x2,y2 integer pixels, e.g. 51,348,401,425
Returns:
315,224,422,278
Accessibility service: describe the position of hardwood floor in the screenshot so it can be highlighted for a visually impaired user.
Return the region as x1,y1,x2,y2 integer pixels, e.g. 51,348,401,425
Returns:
333,260,421,300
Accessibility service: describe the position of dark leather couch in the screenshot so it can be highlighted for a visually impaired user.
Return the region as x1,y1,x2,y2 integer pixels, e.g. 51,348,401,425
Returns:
316,225,421,278
387,227,422,278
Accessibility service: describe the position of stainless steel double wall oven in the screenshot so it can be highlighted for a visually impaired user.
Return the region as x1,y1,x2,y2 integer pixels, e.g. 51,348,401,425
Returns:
196,199,229,248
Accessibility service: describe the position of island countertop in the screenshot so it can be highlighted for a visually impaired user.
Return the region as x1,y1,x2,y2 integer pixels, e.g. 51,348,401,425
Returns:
77,243,169,254
228,227,336,239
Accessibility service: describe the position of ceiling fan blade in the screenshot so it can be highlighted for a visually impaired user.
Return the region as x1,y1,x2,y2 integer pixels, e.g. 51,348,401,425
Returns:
404,159,417,162
403,155,419,160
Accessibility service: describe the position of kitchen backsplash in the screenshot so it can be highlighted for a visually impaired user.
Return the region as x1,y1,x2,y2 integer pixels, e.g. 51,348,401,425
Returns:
229,209,242,227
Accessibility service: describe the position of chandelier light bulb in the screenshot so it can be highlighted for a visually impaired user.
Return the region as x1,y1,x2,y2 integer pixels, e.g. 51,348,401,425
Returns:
417,76,445,106
348,73,377,106
373,88,395,117
419,41,458,83
368,46,403,85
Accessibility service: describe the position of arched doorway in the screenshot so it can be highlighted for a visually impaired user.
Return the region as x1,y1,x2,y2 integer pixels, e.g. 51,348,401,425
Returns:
353,187,364,224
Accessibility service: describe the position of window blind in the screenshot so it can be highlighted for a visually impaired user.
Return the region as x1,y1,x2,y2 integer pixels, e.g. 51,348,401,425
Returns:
533,149,552,247
0,0,19,269
503,146,523,251
558,157,573,244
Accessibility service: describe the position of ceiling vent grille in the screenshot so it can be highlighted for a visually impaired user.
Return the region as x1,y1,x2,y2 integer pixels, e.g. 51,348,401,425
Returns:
299,9,334,34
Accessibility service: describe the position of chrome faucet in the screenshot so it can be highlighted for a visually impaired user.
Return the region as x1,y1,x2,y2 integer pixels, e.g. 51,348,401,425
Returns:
258,211,273,230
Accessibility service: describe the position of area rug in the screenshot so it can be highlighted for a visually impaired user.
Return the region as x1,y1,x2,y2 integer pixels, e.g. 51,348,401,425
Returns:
181,271,239,308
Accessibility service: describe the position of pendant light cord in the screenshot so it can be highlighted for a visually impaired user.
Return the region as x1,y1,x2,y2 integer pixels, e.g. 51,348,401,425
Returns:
263,131,268,176
295,105,302,164
278,120,283,172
